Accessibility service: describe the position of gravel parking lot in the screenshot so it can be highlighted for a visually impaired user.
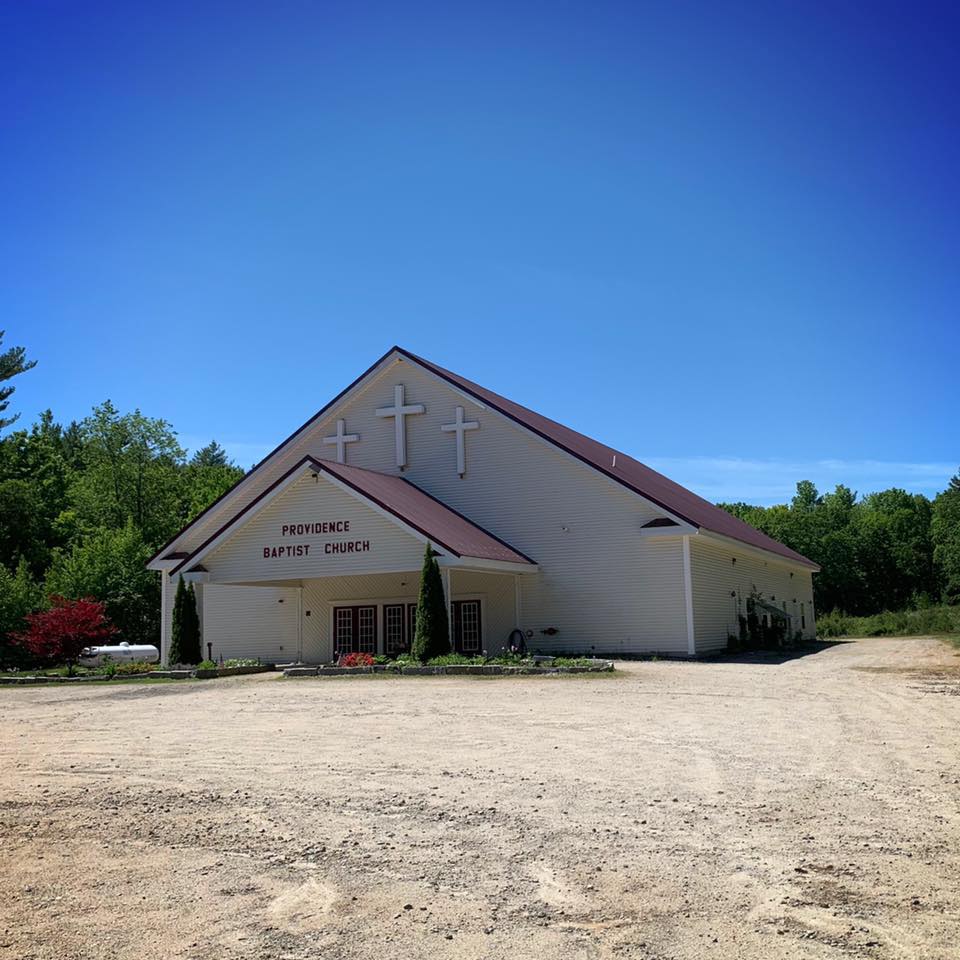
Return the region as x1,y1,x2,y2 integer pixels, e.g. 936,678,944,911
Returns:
1,636,958,960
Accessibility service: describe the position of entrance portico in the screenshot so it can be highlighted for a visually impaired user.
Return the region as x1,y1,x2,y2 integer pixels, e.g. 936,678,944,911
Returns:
155,458,536,664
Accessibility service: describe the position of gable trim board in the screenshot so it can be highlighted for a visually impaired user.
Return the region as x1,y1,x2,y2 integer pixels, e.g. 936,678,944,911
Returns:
168,456,537,580
149,347,818,662
149,347,818,573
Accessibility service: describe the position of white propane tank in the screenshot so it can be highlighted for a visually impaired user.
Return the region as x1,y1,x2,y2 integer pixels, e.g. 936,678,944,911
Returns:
79,642,160,666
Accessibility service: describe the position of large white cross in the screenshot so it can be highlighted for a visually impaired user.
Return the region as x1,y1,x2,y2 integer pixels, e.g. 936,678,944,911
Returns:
322,418,359,464
376,384,425,468
441,405,479,476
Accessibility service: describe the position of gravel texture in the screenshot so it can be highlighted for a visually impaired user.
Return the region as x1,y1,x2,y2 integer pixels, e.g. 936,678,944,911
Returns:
1,635,958,959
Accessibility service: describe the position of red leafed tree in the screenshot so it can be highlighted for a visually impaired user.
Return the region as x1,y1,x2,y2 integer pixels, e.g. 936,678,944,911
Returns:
13,596,117,672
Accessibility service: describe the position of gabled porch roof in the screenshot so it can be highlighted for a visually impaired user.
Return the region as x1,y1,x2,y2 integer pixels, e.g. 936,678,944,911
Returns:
158,457,536,578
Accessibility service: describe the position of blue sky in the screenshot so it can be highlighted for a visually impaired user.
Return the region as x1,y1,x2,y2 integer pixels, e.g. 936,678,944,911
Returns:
2,1,958,504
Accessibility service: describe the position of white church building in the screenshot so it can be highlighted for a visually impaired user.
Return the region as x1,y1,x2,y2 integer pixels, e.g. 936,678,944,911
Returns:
148,347,818,663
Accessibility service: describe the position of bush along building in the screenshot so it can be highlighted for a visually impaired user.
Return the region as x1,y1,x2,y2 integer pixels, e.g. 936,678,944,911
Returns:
147,347,818,663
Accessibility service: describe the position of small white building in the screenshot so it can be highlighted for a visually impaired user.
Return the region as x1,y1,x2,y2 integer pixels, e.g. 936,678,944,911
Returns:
147,347,818,662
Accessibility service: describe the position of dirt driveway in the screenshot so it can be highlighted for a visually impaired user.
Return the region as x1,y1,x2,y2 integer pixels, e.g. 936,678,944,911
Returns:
1,637,958,960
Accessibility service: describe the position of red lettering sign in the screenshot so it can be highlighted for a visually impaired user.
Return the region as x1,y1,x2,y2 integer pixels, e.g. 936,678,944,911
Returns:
260,538,370,559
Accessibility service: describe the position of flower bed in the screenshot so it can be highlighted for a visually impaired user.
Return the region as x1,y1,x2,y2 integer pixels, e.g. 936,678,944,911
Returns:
192,663,275,679
0,662,277,684
281,657,614,678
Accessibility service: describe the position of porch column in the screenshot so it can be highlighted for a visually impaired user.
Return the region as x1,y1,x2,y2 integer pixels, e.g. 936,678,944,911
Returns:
442,567,452,648
192,581,205,659
159,572,173,665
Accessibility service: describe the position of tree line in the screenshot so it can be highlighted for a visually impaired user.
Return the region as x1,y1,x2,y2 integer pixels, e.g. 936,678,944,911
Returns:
0,331,958,661
719,477,960,615
0,399,242,663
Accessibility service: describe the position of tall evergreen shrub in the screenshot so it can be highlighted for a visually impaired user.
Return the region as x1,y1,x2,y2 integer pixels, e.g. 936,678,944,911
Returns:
168,575,187,666
411,543,450,662
181,582,202,665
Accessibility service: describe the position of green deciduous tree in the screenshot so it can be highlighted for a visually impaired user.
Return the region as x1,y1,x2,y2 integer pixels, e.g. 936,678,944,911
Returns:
720,480,940,615
181,457,244,522
411,543,450,662
932,470,960,603
0,411,77,576
44,521,159,644
0,559,44,667
70,401,186,546
0,398,240,663
0,478,48,574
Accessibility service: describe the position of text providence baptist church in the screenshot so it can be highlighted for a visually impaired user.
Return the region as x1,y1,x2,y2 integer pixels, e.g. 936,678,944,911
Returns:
148,348,818,663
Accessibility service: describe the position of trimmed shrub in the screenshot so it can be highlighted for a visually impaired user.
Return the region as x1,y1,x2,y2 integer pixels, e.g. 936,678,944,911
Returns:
169,577,201,665
411,543,450,663
113,660,154,675
426,653,484,666
181,582,202,665
168,575,187,666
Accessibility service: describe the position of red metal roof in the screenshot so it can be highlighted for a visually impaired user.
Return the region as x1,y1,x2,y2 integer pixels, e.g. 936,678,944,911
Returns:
154,345,817,572
321,461,535,565
399,348,818,570
170,457,534,575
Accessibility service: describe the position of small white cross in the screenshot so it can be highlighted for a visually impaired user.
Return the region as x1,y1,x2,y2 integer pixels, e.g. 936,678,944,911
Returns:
441,405,479,476
376,384,425,468
322,419,360,464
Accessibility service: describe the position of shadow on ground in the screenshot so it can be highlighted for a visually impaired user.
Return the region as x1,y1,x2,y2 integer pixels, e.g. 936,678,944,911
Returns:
699,640,850,665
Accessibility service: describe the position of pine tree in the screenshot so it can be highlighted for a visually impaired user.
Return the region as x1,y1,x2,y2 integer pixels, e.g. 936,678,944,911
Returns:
168,575,187,666
411,543,450,662
0,331,36,431
181,582,202,664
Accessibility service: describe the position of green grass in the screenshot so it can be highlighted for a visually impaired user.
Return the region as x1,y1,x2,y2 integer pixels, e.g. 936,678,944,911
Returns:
0,674,181,685
0,661,157,679
817,605,960,640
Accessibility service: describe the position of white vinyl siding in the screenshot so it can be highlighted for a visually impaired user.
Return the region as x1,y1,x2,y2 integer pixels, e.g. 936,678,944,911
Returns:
163,355,798,657
690,536,817,654
202,472,426,584
202,583,300,664
315,360,689,654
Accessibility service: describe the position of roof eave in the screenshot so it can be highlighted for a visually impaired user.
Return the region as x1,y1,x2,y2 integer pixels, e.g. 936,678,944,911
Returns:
697,529,820,572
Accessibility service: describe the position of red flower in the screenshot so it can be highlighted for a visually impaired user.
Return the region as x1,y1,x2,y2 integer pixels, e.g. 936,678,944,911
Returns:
339,651,374,667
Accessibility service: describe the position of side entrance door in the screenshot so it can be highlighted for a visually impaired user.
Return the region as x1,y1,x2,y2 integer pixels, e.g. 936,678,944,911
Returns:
333,605,377,658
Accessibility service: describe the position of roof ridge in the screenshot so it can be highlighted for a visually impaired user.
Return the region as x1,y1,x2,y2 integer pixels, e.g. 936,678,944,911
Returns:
153,345,817,571
396,347,817,570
